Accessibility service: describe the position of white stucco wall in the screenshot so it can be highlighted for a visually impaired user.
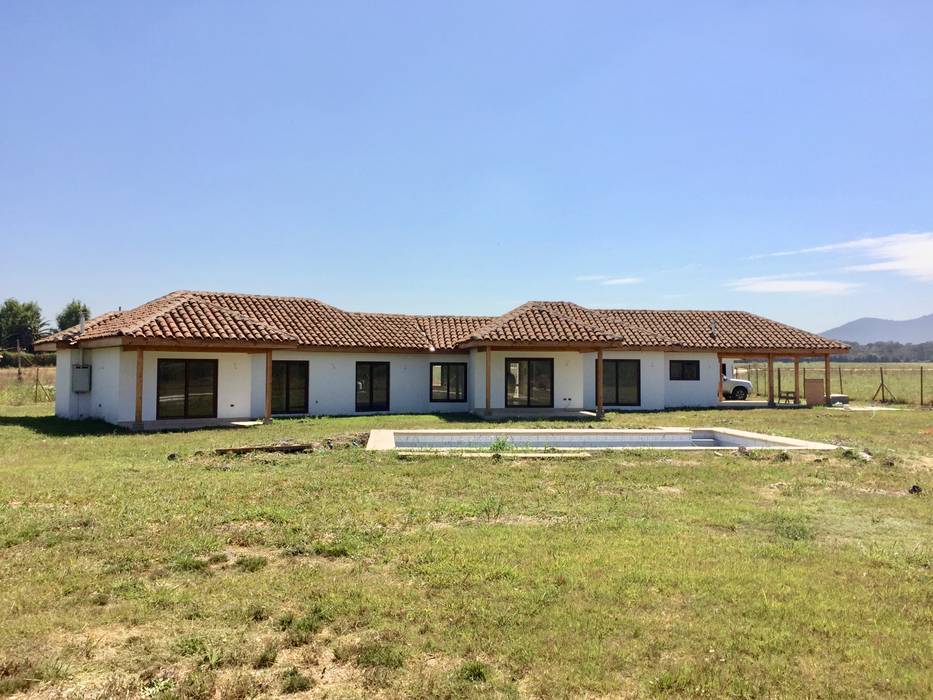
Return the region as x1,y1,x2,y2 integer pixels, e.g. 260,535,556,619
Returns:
581,351,666,411
54,346,123,421
662,352,720,408
54,348,72,418
119,350,253,422
269,351,471,415
468,350,584,410
52,345,724,424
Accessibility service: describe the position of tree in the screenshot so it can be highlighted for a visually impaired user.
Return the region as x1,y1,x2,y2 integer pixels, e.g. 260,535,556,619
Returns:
57,299,91,332
0,298,49,351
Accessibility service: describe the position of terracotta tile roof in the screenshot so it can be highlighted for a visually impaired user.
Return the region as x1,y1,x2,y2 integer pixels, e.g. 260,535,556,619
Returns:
593,309,849,351
38,290,847,353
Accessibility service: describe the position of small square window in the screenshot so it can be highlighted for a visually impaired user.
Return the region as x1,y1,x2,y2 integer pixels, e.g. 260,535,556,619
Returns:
670,360,700,381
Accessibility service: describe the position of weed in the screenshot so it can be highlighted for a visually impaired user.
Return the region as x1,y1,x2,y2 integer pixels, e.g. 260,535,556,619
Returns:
176,669,215,699
281,666,313,693
245,603,268,622
456,659,489,682
171,555,210,574
234,555,268,572
253,643,278,669
771,513,814,541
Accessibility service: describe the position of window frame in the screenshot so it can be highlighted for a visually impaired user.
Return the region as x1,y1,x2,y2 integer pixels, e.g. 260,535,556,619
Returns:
156,358,218,420
598,358,641,407
355,361,390,412
669,359,701,381
271,360,309,415
504,357,554,408
429,362,468,403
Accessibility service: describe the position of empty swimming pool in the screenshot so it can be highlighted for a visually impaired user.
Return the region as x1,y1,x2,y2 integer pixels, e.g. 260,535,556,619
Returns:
366,428,838,451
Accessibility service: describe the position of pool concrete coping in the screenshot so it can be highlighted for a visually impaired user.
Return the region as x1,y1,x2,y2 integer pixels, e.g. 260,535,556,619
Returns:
366,428,840,451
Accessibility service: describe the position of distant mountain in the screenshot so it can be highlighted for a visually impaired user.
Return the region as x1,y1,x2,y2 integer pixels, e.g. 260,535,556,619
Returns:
821,313,933,344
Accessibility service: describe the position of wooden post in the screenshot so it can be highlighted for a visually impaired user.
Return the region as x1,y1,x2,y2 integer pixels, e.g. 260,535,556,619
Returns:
264,350,272,420
793,357,800,405
824,354,832,405
767,354,775,406
34,366,39,402
596,348,605,417
485,346,492,415
134,348,143,428
880,366,885,403
921,366,925,406
16,339,22,381
838,366,843,394
717,353,723,403
777,367,782,400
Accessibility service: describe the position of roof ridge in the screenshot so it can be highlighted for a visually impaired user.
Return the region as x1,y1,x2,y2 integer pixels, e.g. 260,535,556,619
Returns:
459,301,540,343
114,293,195,337
193,298,300,342
535,306,621,340
184,289,344,311
586,308,683,346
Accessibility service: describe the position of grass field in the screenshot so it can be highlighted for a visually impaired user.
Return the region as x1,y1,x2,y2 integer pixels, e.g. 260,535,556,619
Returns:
1,403,931,699
736,362,933,406
0,367,55,406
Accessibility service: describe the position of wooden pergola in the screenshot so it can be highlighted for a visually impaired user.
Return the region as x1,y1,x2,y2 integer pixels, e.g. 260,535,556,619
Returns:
716,350,836,406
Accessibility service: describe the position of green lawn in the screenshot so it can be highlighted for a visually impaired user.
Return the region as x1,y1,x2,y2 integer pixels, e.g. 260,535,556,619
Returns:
1,404,931,698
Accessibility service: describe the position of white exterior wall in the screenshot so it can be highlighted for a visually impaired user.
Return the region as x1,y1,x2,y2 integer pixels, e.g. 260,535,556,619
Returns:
581,351,666,411
270,351,471,415
52,346,723,424
468,349,584,409
120,350,253,422
54,346,123,421
663,352,720,408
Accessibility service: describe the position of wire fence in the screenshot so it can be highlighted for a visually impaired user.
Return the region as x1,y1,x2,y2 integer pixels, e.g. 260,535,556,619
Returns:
736,362,932,406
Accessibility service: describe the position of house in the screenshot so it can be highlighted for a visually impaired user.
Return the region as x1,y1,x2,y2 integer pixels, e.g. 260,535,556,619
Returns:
35,291,849,428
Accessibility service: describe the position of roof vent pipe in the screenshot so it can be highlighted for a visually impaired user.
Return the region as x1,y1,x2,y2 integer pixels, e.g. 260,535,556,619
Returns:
79,313,85,334
710,318,717,338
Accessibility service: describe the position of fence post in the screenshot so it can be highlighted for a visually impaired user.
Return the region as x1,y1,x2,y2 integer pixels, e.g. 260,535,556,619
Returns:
880,366,886,403
922,366,925,407
16,339,23,381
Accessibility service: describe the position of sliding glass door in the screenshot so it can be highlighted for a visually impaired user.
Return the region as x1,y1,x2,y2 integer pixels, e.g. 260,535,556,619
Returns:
156,359,218,419
601,359,640,406
271,361,309,414
356,362,390,411
505,358,553,408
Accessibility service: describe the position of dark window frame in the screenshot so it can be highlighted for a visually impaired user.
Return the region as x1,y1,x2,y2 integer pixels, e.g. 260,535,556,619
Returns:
504,357,554,408
271,360,309,414
598,358,641,406
355,361,390,412
156,358,218,419
669,359,701,381
429,362,468,403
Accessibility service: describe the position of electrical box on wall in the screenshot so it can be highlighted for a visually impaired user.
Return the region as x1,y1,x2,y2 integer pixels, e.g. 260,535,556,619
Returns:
72,365,91,393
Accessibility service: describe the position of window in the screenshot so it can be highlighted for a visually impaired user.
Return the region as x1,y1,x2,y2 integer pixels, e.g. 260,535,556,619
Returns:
430,362,467,402
356,362,389,411
505,358,553,407
670,359,700,381
600,359,640,406
271,361,308,414
157,359,218,419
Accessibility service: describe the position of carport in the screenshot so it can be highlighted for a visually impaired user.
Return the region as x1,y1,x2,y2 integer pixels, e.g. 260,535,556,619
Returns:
717,351,836,406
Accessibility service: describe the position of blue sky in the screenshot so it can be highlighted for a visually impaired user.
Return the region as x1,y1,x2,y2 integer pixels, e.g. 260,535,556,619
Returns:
2,2,932,332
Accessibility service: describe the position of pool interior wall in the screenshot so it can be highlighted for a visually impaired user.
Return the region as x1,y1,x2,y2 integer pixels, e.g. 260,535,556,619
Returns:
367,428,839,451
